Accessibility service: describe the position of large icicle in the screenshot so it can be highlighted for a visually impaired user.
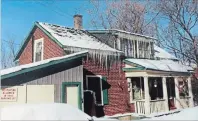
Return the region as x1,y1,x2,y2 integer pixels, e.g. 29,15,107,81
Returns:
64,46,122,70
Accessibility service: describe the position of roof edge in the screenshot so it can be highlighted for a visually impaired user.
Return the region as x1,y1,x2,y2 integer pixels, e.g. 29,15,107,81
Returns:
14,24,36,61
88,29,157,40
2,51,88,80
14,22,65,61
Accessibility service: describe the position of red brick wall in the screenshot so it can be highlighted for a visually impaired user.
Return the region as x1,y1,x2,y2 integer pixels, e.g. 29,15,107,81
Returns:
19,27,64,65
83,60,135,116
18,25,134,115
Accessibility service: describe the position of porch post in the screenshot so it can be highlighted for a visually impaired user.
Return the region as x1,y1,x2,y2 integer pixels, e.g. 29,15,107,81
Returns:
174,77,181,109
187,77,194,107
162,77,169,111
144,76,150,114
127,78,133,103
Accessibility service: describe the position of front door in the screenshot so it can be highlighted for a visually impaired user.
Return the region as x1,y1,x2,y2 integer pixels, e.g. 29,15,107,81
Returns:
166,77,176,110
62,82,82,110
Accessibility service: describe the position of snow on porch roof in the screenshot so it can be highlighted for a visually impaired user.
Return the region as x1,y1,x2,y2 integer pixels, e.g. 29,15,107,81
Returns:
37,22,121,53
124,58,193,72
154,45,178,60
1,51,88,79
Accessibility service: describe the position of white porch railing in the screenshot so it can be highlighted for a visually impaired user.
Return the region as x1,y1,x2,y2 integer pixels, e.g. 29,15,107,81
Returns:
135,99,166,115
135,100,145,114
178,97,190,108
150,99,166,113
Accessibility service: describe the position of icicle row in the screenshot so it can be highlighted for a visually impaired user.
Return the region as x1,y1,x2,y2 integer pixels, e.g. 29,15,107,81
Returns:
64,46,122,70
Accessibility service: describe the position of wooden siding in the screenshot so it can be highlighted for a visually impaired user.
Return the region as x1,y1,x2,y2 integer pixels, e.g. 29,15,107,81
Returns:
25,65,83,102
2,63,83,103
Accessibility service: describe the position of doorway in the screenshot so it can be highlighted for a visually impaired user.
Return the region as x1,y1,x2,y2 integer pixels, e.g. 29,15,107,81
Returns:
62,82,82,110
166,77,176,110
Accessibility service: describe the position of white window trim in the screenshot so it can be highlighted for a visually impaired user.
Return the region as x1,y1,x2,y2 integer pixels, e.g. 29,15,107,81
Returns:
86,75,104,106
33,38,44,62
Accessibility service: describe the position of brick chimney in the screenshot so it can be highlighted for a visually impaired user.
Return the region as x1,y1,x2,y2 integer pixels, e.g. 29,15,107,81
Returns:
73,14,82,30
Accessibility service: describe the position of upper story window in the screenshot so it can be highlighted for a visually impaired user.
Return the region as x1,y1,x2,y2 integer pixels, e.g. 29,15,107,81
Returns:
34,38,44,62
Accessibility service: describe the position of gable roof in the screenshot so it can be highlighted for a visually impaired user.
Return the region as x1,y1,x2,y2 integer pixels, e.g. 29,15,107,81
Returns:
154,45,178,60
124,58,193,72
2,51,88,80
89,29,178,60
88,29,157,41
14,22,121,61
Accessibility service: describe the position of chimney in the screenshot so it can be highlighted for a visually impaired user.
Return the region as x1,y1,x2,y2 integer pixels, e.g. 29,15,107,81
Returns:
73,14,82,29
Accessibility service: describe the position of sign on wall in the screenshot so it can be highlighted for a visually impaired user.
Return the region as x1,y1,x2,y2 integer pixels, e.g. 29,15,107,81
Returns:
0,87,18,102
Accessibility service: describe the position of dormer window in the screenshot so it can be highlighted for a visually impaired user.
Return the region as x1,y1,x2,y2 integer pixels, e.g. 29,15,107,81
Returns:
34,38,44,62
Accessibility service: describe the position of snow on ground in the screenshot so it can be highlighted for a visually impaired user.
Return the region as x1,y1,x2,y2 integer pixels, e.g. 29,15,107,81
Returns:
1,103,92,120
142,106,198,120
92,116,119,121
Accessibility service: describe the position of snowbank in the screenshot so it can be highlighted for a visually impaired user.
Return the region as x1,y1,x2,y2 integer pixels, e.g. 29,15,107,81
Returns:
1,103,92,120
143,106,198,120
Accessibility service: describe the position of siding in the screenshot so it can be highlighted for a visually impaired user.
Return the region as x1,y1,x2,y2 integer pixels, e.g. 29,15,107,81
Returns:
2,65,83,103
26,65,83,103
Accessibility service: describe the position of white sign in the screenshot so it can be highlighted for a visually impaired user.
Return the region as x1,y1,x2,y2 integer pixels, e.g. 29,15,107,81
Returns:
0,87,18,102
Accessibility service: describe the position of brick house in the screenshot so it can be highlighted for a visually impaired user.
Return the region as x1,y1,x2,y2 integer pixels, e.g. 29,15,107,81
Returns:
1,15,195,117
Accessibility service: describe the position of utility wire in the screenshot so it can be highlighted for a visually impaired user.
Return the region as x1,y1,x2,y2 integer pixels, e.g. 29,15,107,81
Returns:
35,1,73,19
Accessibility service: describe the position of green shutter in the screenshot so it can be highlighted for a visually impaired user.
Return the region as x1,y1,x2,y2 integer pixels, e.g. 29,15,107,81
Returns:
102,76,109,105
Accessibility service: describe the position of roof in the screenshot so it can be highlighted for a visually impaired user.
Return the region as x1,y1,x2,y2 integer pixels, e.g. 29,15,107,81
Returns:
14,22,121,61
124,58,193,72
154,45,178,60
38,22,120,52
88,29,157,40
89,29,178,60
1,51,88,80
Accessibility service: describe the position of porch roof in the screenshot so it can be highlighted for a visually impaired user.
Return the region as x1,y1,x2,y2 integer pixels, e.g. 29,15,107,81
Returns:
1,51,88,80
124,59,193,73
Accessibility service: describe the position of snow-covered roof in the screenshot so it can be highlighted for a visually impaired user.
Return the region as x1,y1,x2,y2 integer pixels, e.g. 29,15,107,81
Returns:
125,58,193,72
88,29,157,40
38,22,121,53
1,51,88,77
154,45,178,60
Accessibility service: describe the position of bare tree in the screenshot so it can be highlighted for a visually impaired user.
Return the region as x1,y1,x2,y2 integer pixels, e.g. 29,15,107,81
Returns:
88,0,159,37
1,39,18,69
156,0,198,66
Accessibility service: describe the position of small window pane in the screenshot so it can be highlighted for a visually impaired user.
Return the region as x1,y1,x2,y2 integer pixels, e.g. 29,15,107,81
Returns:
34,41,43,62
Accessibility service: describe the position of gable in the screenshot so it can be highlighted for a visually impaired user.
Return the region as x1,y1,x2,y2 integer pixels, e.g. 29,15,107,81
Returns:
16,22,65,65
14,22,64,62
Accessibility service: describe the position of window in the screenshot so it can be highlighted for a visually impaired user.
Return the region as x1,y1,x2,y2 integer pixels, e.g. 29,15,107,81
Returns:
86,75,103,105
178,79,189,98
129,77,145,101
149,77,163,100
34,38,44,62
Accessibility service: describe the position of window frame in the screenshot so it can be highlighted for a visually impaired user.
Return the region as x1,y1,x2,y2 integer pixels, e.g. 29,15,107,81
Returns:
129,77,145,103
33,38,44,62
86,75,104,106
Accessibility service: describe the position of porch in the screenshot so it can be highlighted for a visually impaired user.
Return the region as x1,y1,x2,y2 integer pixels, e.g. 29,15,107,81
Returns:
126,73,194,115
123,58,194,115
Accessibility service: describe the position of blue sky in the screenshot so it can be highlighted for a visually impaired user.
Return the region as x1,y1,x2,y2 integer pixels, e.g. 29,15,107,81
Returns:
2,0,198,51
2,0,93,49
